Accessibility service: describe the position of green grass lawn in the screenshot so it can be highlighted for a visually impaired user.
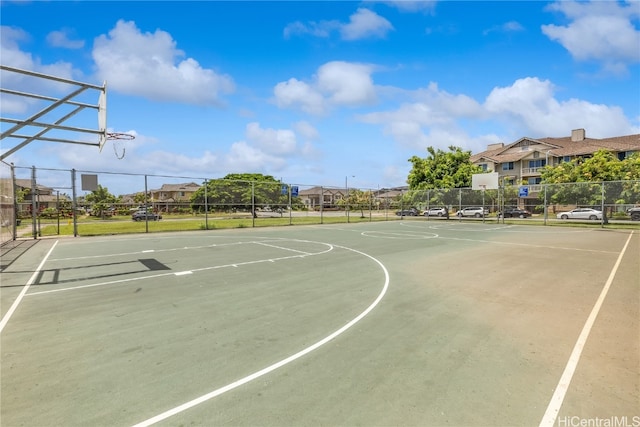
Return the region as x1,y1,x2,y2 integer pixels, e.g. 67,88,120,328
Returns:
19,213,390,237
15,212,638,238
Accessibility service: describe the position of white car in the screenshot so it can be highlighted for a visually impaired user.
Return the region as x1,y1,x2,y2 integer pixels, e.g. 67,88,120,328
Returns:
424,207,448,217
456,207,489,218
556,208,602,220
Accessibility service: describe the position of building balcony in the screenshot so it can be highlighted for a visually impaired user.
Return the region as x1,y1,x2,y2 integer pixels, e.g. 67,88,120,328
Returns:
522,167,544,176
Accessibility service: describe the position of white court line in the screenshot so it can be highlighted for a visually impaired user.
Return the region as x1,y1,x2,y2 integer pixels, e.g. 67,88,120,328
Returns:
26,241,334,297
131,244,390,427
253,241,311,255
539,231,635,427
0,240,58,334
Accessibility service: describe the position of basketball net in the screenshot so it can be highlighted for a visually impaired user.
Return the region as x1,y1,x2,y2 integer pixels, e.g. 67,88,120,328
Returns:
106,132,135,160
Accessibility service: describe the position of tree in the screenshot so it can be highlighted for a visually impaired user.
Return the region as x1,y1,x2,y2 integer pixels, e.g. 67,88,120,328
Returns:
133,192,151,205
407,146,484,190
84,185,119,217
541,150,640,220
338,189,374,218
190,173,294,215
406,146,486,209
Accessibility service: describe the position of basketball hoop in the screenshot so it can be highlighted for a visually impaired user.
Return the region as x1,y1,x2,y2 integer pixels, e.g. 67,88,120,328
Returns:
106,132,134,160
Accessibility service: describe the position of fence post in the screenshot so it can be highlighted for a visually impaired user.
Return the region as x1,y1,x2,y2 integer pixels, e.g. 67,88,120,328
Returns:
204,179,208,230
11,163,18,240
543,183,548,226
144,175,149,233
320,186,324,224
30,166,38,239
601,181,606,227
251,181,255,227
71,168,78,237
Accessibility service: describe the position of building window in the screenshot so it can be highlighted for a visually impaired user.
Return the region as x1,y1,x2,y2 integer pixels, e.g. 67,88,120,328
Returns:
618,151,634,160
480,163,488,171
527,177,542,185
502,162,514,171
533,151,539,159
561,156,571,163
528,159,546,168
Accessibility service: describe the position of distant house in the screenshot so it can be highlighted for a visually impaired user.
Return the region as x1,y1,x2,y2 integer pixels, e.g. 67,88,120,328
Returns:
298,186,408,210
470,129,640,195
14,179,68,211
298,186,346,209
150,182,201,202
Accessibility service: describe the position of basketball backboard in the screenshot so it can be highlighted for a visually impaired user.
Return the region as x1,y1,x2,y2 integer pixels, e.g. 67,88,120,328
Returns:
98,83,107,151
472,172,499,190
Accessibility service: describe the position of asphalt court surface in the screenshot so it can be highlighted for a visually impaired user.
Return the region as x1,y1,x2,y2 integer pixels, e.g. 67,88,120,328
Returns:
1,221,638,426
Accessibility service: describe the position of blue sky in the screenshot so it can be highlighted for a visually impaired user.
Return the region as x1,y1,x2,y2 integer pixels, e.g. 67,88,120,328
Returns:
1,0,639,193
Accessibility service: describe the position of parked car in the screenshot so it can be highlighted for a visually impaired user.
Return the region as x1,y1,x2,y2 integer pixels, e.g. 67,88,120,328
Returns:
132,210,162,221
556,208,602,220
455,207,489,218
396,208,419,216
424,207,448,217
627,207,640,221
498,208,531,218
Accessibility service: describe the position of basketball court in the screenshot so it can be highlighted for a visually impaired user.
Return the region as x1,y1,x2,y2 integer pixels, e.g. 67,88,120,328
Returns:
1,221,638,426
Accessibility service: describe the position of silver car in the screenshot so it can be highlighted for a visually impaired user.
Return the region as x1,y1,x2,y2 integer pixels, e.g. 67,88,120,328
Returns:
556,208,602,220
424,207,448,217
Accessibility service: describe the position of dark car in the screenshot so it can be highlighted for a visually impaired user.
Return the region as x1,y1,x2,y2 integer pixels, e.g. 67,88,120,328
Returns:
628,207,640,221
499,208,532,218
395,208,419,216
132,210,162,221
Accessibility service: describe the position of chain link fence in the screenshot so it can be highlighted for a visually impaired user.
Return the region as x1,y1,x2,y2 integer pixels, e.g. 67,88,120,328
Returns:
3,164,639,240
0,161,17,244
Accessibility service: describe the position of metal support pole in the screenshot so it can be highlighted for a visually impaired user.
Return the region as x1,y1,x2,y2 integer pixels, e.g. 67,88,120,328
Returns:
144,175,149,233
71,168,78,237
543,184,548,226
251,181,255,228
11,163,18,240
601,181,606,227
345,176,350,223
320,186,324,224
204,179,208,229
56,191,60,235
31,166,37,239
288,184,293,225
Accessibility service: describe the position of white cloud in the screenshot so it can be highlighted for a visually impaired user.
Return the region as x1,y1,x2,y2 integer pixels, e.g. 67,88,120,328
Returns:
317,61,377,105
483,21,525,36
273,61,377,115
293,121,319,141
283,8,393,41
0,26,82,114
46,28,85,49
357,76,638,152
273,78,326,115
377,1,437,13
340,8,394,40
225,141,287,173
541,1,640,73
283,20,340,39
92,20,235,105
484,77,637,137
245,122,297,156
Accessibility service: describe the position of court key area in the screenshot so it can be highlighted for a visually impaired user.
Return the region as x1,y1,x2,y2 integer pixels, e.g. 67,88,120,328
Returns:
1,221,638,426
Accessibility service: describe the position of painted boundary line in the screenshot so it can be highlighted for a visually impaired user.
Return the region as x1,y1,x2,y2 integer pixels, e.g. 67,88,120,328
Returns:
131,244,390,427
0,240,59,334
539,231,635,427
